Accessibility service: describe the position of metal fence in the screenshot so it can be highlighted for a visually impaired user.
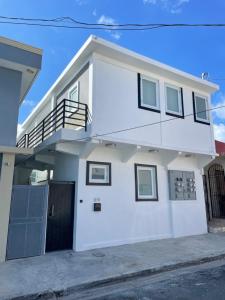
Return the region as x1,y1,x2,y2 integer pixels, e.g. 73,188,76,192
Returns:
17,99,90,148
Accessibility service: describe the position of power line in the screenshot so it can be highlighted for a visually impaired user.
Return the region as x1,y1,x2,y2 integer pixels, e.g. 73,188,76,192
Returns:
16,104,224,167
0,20,164,31
2,15,225,30
39,106,225,141
54,104,225,144
2,15,225,27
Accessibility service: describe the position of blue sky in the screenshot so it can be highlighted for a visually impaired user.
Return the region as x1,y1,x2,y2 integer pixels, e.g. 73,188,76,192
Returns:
1,0,225,140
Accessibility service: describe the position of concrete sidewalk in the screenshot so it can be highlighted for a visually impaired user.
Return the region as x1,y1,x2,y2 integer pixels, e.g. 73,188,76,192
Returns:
1,233,225,300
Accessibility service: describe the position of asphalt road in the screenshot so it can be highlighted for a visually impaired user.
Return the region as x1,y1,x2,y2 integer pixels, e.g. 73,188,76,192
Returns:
61,259,225,300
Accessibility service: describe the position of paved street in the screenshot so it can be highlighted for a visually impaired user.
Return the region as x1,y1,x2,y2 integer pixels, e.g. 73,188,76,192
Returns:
3,234,225,300
62,259,225,300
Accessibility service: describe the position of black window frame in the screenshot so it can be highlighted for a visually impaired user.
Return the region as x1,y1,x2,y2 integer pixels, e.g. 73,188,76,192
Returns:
86,161,112,186
192,92,210,125
165,85,184,119
137,73,161,113
134,163,159,202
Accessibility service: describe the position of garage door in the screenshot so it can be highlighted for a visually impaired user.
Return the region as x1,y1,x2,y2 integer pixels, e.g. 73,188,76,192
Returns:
7,185,48,260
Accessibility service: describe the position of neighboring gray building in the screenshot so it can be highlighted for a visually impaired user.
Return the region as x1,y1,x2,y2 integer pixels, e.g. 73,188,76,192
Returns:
0,36,42,262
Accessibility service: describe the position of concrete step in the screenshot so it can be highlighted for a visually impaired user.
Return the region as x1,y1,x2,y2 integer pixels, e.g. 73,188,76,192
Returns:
208,218,225,233
208,226,225,233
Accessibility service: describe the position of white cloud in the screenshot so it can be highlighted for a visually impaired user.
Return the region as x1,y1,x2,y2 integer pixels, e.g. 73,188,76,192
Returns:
50,48,56,56
97,15,116,26
170,8,182,13
97,15,122,40
212,94,225,142
17,123,23,136
92,9,97,17
177,0,189,4
143,0,190,13
75,0,88,5
214,123,225,142
23,99,35,107
171,0,189,13
212,95,225,120
110,32,122,40
143,0,157,3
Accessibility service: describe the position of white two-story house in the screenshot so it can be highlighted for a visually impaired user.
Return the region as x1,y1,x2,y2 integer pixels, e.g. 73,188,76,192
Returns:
17,35,218,254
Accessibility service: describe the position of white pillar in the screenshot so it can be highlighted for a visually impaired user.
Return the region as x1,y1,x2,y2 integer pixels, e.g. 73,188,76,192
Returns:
0,153,15,262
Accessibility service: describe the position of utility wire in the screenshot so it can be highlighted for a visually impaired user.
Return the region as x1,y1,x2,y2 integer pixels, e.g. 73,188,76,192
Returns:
0,21,165,31
51,104,225,144
2,15,225,27
1,15,225,30
16,104,223,166
19,106,224,144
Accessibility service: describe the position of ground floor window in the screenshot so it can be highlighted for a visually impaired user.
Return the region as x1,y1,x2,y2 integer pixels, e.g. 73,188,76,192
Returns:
86,161,111,186
135,164,158,201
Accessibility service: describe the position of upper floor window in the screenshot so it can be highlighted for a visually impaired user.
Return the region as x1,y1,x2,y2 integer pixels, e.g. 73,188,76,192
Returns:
68,82,79,113
193,92,210,124
138,73,160,112
165,84,184,118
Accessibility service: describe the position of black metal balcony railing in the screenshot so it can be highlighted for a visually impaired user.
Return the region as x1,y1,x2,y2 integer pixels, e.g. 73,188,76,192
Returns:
17,99,90,148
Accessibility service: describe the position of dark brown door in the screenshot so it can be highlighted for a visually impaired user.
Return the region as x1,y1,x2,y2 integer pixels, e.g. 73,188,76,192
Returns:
203,175,210,221
208,164,225,218
46,182,75,252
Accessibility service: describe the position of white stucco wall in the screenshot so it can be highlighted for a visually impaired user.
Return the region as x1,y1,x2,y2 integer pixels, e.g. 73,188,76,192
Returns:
169,157,208,237
92,55,215,154
56,66,89,107
19,51,216,158
53,153,79,182
20,64,90,139
24,100,52,134
0,153,15,262
74,147,207,251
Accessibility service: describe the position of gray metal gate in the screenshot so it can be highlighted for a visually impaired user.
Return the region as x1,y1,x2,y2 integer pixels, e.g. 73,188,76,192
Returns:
7,185,48,260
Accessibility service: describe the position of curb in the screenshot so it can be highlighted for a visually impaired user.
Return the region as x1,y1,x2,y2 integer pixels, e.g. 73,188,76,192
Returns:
7,253,225,300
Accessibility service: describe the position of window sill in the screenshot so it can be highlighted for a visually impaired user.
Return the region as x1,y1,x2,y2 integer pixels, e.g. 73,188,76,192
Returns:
138,104,160,113
136,198,159,202
166,112,184,119
86,182,111,186
194,118,210,125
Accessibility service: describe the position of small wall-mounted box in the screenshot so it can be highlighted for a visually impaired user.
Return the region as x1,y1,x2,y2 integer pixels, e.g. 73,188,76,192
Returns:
168,170,196,200
93,202,101,212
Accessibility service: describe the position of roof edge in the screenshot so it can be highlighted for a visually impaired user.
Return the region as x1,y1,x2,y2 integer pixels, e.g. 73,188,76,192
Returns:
0,36,42,55
20,34,219,130
92,35,219,92
20,35,94,129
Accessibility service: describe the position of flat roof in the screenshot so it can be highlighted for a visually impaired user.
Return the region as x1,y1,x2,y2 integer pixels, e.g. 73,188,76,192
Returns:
20,35,219,130
0,36,42,55
0,36,42,104
91,35,218,91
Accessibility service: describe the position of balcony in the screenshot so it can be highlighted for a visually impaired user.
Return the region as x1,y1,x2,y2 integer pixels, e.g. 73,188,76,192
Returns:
17,99,90,148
